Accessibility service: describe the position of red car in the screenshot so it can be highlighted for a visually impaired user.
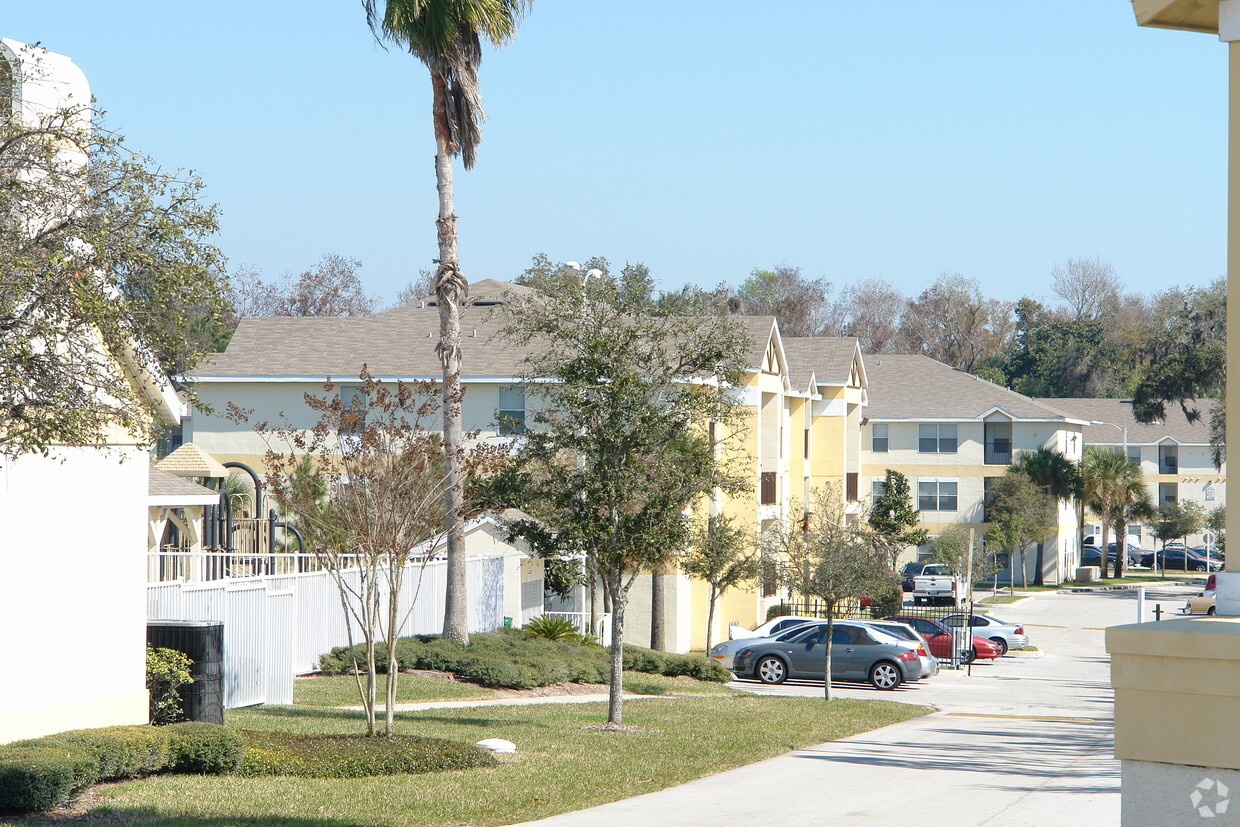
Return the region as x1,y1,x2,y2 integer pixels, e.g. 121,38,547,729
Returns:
883,615,1002,664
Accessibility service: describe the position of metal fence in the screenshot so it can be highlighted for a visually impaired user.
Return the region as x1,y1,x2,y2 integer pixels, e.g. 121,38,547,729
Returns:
147,555,505,708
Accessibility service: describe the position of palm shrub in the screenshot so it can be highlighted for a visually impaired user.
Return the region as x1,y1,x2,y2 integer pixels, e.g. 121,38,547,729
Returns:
523,614,585,642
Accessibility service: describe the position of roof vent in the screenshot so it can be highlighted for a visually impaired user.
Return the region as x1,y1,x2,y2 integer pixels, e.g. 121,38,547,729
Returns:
426,331,432,337
471,328,478,338
418,301,425,308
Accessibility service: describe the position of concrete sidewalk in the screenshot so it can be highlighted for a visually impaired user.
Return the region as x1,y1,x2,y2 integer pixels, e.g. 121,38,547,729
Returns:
513,711,1116,826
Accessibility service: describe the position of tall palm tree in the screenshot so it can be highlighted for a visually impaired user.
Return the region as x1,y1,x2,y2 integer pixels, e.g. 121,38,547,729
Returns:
1106,470,1154,580
1081,446,1128,577
1013,447,1082,585
364,0,530,643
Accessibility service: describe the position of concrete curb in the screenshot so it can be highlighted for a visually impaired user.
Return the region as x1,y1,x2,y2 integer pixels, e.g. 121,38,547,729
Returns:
976,595,1035,607
1057,580,1198,594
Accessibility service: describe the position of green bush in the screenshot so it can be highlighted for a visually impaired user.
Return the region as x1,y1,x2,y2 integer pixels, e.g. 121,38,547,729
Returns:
522,614,583,641
0,743,98,812
163,722,243,773
766,602,795,621
46,726,168,779
0,722,240,813
146,644,193,725
237,731,497,778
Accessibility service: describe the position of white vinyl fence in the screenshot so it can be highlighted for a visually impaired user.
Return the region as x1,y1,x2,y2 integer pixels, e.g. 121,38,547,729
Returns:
147,555,504,708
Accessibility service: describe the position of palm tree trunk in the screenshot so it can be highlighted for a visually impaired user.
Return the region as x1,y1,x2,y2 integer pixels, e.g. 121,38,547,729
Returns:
1113,518,1126,580
1033,542,1044,587
431,71,469,644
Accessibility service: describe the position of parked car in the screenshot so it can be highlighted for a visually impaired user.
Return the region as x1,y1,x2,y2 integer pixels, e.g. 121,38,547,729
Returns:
911,568,961,606
728,615,820,641
859,619,940,679
1140,548,1223,573
1082,536,1141,565
709,620,819,670
1184,574,1218,616
731,621,924,690
882,614,1002,664
939,613,1029,655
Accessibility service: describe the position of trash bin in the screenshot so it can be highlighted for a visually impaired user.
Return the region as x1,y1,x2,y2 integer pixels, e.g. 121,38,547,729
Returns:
147,620,224,724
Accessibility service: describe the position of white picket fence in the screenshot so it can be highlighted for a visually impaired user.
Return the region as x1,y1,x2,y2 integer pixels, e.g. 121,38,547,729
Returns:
147,555,504,708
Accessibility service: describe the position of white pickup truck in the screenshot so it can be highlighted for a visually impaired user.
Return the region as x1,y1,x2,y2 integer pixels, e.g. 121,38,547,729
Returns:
911,565,961,606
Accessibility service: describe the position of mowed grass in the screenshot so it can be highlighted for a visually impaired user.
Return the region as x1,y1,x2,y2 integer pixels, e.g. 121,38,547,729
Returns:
293,674,496,707
73,695,926,826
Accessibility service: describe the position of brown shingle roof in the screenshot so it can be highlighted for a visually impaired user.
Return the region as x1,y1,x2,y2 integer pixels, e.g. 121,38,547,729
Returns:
781,337,860,390
1039,397,1217,445
864,355,1077,421
193,282,779,379
149,466,217,499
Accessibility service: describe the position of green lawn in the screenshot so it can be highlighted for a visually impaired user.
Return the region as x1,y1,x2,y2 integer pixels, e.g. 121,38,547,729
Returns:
67,695,926,826
293,674,496,707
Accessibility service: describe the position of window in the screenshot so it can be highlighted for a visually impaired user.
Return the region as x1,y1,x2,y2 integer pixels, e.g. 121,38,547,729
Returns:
760,472,777,505
1159,444,1178,475
871,479,886,501
918,424,957,453
804,428,810,459
1159,482,1177,506
1127,447,1141,467
917,480,958,512
497,386,526,435
340,385,367,432
872,423,889,453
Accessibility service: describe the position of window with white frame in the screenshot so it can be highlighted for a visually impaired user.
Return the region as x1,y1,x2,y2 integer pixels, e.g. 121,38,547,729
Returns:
497,386,526,435
340,385,368,432
917,480,958,512
918,423,957,453
872,423,889,453
871,479,886,501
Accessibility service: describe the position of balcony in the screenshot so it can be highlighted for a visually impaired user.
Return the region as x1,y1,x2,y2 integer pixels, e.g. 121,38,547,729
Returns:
1160,459,1178,475
984,440,1013,465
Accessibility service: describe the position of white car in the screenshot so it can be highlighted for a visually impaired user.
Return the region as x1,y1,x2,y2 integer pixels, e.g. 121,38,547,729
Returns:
728,615,820,641
939,613,1029,655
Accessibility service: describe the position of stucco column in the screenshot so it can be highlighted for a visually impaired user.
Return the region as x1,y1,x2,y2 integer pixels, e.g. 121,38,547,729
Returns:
1221,37,1240,614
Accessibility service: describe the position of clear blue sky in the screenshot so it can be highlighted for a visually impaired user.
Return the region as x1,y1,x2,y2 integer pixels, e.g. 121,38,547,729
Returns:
4,2,1227,305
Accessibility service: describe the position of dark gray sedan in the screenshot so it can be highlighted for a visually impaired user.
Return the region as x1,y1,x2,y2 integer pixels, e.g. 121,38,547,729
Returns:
732,621,923,690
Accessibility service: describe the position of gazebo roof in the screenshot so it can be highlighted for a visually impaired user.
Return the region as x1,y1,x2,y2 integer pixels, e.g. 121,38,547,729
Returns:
155,443,228,479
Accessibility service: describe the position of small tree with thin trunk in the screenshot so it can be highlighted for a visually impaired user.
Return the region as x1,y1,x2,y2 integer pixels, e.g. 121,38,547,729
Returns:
768,485,891,701
681,514,760,652
242,367,502,735
931,525,998,603
496,276,749,725
867,469,928,570
984,471,1055,591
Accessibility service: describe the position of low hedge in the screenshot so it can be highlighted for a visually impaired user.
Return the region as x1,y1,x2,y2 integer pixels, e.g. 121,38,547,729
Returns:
318,628,727,688
0,723,242,813
237,731,497,778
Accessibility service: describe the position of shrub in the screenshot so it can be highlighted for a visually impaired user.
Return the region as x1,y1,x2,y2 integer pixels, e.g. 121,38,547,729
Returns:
766,602,795,621
46,726,168,779
522,614,581,641
0,722,240,813
163,722,244,773
0,743,97,812
237,731,497,778
146,644,193,724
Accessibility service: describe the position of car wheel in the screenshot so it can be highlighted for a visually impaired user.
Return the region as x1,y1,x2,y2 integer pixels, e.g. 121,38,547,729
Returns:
1208,606,1217,616
1195,564,1207,572
868,661,903,690
960,648,976,665
756,655,788,684
990,637,1009,656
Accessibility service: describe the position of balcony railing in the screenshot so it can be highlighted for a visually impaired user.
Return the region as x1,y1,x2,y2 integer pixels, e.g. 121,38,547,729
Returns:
1160,459,1178,474
984,441,1013,465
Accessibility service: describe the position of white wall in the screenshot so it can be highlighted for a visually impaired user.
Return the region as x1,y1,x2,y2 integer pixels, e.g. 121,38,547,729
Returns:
0,447,150,742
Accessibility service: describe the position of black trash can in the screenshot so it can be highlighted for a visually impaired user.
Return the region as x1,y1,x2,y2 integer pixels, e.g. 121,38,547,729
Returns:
147,620,224,724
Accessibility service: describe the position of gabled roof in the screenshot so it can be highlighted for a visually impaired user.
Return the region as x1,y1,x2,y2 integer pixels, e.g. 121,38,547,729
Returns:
864,355,1079,422
781,337,864,392
156,443,229,479
192,281,781,382
149,466,218,506
1040,397,1217,446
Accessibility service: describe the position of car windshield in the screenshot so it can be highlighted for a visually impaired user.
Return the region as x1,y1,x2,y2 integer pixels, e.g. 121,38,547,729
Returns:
774,622,820,641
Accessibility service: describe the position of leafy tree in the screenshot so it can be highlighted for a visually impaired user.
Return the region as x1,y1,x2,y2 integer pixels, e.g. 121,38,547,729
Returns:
496,276,749,724
984,471,1055,590
1012,447,1081,585
1208,505,1226,554
516,254,656,309
1129,278,1225,465
866,469,928,570
681,514,760,651
0,103,227,461
931,525,999,597
1151,501,1206,573
767,485,892,700
248,368,503,735
835,278,905,354
230,254,378,317
364,0,531,644
1003,299,1115,398
734,264,833,337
